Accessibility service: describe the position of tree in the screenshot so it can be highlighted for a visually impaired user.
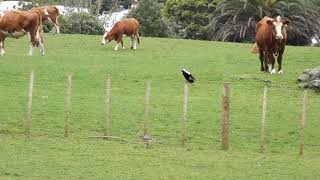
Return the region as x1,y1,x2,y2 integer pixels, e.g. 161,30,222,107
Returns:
209,0,320,45
164,0,219,39
59,12,104,35
127,0,170,37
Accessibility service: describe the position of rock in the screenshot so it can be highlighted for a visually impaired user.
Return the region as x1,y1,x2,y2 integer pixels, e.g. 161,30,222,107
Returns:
297,67,320,92
309,68,320,79
309,79,320,90
297,74,310,83
303,69,312,74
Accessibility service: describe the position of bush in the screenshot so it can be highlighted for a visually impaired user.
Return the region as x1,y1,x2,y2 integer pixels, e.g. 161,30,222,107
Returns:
127,0,170,37
59,12,104,35
164,0,217,39
42,21,53,33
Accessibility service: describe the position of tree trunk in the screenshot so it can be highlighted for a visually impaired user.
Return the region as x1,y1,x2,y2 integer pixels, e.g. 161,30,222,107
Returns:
96,0,102,15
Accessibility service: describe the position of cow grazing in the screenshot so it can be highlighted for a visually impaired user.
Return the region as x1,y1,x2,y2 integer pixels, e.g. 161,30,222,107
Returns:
0,10,44,56
101,18,140,51
32,6,60,33
253,16,290,74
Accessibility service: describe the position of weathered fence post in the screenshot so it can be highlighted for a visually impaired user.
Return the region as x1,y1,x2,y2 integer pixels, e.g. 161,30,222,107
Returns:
260,86,268,153
104,77,111,139
181,82,189,145
300,90,308,155
144,80,151,136
64,75,72,137
25,70,35,136
221,82,230,150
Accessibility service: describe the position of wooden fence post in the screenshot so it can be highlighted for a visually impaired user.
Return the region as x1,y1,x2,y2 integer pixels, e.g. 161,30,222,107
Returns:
25,70,35,136
260,86,268,153
64,75,72,137
300,90,308,155
221,82,230,150
181,82,189,145
144,80,151,136
104,78,111,139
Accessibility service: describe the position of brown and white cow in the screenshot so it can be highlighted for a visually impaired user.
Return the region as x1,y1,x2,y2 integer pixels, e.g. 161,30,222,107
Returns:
101,18,140,51
32,6,60,33
253,16,290,74
0,10,44,56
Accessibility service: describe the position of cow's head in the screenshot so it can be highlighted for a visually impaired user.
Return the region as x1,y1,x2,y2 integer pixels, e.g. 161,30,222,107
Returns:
101,27,115,45
266,16,290,40
43,7,60,33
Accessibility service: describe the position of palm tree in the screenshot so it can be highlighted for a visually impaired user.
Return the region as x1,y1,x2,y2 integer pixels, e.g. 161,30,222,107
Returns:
209,0,320,45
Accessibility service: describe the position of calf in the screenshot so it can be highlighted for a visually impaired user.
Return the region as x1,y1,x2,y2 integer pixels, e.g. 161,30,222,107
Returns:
101,18,140,51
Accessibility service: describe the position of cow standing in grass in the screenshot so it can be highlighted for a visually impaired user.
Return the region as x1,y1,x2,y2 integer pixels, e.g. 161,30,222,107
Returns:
32,6,60,33
0,10,44,56
253,16,290,74
101,18,140,51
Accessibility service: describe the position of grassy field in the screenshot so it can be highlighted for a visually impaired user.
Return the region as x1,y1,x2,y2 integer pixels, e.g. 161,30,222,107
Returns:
0,34,320,179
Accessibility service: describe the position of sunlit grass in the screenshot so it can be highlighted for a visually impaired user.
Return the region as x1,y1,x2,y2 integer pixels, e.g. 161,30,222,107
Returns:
0,34,319,179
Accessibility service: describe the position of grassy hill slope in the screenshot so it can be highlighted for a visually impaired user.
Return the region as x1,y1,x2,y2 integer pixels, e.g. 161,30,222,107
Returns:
0,34,320,179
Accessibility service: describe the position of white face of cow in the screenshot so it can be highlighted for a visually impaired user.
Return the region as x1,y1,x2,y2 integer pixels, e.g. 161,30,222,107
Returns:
101,31,109,45
273,16,284,40
44,8,49,16
266,16,290,40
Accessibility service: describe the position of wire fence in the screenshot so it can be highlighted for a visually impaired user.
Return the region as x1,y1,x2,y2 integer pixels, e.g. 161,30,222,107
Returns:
1,70,319,154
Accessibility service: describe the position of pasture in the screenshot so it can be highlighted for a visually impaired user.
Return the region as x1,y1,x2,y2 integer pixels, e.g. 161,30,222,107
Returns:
0,34,320,179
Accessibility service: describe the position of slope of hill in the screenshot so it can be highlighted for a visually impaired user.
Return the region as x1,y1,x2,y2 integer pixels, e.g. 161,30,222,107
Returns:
0,34,320,179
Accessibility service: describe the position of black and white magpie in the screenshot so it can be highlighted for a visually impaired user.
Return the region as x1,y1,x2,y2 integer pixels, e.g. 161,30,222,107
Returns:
181,69,196,83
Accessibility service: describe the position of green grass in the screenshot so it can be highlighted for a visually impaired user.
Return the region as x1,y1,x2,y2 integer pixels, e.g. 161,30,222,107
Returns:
0,34,320,179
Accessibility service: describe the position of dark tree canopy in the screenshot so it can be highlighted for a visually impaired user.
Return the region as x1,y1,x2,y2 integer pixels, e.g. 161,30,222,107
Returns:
127,0,170,37
209,0,320,45
163,0,219,39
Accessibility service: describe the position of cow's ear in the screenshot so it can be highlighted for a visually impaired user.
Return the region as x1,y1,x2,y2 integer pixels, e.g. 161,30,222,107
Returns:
266,20,273,26
283,20,290,25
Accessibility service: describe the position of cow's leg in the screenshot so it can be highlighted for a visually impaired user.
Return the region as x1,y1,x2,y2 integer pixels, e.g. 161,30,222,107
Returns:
114,42,120,51
133,35,137,50
38,28,45,56
0,34,5,55
29,32,37,56
29,43,35,56
264,52,270,73
54,24,60,34
114,35,123,51
0,40,5,56
259,50,264,72
38,41,45,56
130,36,134,49
267,50,276,74
121,39,125,49
277,49,284,74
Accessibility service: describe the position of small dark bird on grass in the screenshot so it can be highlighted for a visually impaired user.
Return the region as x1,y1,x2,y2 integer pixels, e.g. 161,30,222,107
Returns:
181,69,196,83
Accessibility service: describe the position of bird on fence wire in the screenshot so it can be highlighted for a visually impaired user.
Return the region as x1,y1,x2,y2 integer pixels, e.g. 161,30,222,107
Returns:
181,69,196,84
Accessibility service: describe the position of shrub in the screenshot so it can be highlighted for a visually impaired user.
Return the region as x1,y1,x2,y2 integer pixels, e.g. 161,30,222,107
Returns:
163,0,217,39
42,21,53,33
127,0,170,37
59,12,104,35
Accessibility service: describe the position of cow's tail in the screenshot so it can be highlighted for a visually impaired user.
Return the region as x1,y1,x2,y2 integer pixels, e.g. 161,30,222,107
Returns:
53,6,60,33
251,42,259,54
37,11,43,45
135,23,140,44
136,33,140,44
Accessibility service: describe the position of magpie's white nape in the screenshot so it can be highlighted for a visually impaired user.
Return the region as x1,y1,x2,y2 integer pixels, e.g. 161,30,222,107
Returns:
181,69,196,83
